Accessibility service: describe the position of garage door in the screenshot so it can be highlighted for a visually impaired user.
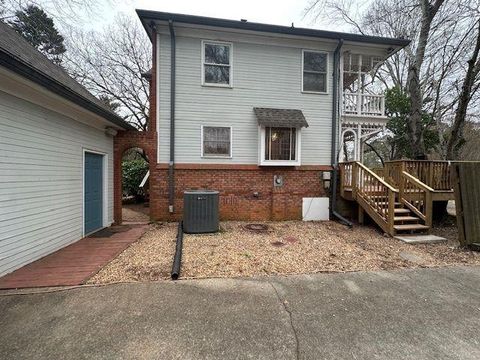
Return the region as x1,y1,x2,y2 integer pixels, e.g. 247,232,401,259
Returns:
84,152,103,234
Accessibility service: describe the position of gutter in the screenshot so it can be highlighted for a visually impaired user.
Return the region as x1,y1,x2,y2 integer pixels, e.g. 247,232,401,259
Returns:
0,51,135,131
168,20,176,213
330,39,353,228
136,10,411,48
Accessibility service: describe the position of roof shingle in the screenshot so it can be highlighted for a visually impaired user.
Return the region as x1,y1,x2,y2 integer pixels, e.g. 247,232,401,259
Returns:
254,107,309,128
0,21,133,130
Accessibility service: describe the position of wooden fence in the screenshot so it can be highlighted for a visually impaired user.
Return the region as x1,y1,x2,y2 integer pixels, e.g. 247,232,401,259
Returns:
451,163,480,246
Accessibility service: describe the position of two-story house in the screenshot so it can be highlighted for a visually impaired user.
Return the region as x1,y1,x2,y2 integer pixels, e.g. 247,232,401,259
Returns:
115,10,410,222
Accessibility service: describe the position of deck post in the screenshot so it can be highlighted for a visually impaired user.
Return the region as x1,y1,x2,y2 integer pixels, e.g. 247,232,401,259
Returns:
388,189,395,235
339,164,344,197
399,171,404,203
358,206,365,225
352,162,358,199
425,190,433,232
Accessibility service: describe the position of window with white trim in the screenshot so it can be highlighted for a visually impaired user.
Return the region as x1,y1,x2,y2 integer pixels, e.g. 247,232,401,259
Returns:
302,51,327,93
202,126,232,157
260,127,300,165
202,41,232,86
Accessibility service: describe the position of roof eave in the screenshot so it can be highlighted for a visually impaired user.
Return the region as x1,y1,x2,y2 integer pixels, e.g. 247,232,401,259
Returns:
0,50,135,131
136,9,411,48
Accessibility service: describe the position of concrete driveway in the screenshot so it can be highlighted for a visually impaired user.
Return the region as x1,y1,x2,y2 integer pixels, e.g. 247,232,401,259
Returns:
1,266,479,359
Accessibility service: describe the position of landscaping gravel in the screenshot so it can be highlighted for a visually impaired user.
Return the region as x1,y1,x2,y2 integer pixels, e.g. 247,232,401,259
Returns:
88,221,480,283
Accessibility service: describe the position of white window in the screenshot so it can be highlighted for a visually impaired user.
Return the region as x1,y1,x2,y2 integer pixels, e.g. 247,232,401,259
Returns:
201,126,232,158
260,127,301,166
202,41,232,87
302,50,328,93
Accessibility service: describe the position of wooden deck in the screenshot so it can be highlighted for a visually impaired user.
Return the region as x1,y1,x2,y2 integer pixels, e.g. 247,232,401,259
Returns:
0,224,148,289
339,160,455,236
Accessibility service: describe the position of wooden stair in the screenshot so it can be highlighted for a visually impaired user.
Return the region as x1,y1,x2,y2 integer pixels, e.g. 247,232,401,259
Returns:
339,161,433,236
391,205,429,234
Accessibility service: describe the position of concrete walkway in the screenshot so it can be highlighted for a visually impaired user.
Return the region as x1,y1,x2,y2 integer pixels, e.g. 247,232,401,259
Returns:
0,224,148,289
1,266,479,359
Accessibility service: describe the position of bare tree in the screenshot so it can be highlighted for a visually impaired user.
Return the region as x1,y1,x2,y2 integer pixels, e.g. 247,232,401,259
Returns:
304,0,480,160
65,14,151,130
446,19,480,159
405,0,444,158
1,0,104,24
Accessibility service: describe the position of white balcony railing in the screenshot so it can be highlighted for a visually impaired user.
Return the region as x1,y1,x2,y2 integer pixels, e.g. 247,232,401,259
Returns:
343,92,386,117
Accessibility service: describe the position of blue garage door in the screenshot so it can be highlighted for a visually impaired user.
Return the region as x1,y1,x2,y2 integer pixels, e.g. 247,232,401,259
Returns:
84,152,103,234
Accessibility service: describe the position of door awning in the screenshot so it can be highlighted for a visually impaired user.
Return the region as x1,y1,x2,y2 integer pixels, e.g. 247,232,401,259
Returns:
254,107,309,128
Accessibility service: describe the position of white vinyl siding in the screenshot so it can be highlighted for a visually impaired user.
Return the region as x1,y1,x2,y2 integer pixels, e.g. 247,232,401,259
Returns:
0,90,114,276
157,29,333,165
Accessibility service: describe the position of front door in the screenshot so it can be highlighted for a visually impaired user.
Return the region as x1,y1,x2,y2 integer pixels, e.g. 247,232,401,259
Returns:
84,152,103,234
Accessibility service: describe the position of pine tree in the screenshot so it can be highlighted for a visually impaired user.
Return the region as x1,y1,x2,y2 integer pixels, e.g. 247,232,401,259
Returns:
9,5,66,65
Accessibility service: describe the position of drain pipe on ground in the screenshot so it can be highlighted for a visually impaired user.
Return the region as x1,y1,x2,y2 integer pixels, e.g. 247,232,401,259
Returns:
330,39,353,228
171,221,184,280
168,20,176,214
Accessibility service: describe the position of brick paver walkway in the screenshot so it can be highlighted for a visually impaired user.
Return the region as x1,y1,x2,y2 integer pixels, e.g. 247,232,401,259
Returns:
0,224,148,289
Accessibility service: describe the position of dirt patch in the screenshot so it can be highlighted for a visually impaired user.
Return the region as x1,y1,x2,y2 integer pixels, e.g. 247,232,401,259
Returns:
122,203,149,223
88,221,480,283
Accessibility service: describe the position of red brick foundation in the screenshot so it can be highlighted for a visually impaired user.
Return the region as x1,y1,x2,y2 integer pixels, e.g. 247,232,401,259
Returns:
149,165,331,221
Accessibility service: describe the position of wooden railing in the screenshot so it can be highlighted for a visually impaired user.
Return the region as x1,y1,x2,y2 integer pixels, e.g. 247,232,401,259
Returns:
339,162,353,197
343,92,386,117
400,171,433,228
340,161,398,234
384,160,452,191
371,168,384,178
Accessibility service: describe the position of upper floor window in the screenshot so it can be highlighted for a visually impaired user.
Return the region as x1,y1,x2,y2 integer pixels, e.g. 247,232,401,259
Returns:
201,126,232,157
302,50,328,93
202,41,232,87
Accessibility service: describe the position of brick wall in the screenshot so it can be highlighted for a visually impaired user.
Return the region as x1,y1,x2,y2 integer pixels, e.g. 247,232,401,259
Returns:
149,165,331,221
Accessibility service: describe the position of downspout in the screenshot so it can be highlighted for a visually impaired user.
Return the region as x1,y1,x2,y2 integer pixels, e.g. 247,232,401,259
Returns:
168,20,176,213
330,39,353,227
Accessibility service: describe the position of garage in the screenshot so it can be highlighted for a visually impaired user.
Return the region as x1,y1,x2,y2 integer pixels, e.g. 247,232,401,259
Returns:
0,22,133,276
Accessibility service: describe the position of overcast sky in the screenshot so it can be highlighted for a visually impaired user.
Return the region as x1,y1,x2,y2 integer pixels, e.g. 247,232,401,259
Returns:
89,0,364,32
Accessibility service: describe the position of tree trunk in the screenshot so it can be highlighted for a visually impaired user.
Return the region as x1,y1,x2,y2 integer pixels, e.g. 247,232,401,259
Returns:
406,0,445,159
446,19,480,160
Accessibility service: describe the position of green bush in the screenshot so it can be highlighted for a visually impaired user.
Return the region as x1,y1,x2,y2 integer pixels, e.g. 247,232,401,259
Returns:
122,159,148,201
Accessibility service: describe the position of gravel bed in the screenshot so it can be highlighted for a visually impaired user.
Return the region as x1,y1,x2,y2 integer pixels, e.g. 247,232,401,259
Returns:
88,221,480,284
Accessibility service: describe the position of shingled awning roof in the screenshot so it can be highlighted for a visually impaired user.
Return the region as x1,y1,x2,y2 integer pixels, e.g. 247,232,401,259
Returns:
254,107,309,128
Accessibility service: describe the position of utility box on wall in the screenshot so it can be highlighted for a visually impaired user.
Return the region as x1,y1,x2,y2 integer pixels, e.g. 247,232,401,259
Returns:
183,190,219,233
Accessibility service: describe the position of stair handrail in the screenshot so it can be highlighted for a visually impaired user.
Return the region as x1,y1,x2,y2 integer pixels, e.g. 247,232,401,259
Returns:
352,162,398,235
399,171,433,228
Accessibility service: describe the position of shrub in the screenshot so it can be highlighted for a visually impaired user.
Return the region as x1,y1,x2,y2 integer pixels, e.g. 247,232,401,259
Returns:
122,159,148,201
